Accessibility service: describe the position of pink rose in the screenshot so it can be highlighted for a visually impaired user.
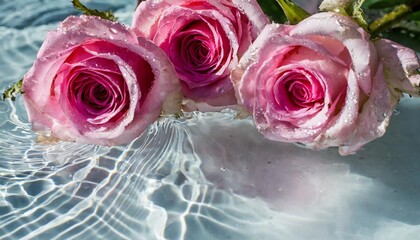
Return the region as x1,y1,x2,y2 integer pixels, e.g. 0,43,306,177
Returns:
131,0,268,106
23,15,180,145
232,12,420,155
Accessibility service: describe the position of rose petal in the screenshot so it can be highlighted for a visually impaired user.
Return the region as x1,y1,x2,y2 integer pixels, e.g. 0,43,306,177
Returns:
23,16,181,145
23,16,137,128
230,0,269,37
289,12,376,95
233,23,351,142
148,5,238,100
313,69,359,149
132,0,268,38
374,38,420,97
156,7,236,84
80,38,180,145
132,0,268,106
338,64,395,155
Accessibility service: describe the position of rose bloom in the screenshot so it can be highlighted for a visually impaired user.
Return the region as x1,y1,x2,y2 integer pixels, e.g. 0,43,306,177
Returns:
23,15,180,145
132,0,268,106
232,12,420,155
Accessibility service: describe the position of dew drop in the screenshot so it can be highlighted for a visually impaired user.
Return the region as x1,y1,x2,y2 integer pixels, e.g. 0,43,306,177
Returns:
109,28,118,34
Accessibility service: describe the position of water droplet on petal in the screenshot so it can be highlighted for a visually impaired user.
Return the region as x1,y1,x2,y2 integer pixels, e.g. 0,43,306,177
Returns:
109,28,118,34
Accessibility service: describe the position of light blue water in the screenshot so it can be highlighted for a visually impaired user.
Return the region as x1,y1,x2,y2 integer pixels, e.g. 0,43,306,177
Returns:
1,1,420,240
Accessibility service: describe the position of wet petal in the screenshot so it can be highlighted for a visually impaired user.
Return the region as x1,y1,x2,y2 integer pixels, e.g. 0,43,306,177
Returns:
375,38,420,97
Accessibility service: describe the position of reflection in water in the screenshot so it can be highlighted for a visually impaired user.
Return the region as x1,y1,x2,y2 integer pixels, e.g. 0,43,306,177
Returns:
1,1,420,240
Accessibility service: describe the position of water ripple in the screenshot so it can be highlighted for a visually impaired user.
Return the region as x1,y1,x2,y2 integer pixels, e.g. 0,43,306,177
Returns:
0,0,129,29
2,1,420,240
0,107,190,239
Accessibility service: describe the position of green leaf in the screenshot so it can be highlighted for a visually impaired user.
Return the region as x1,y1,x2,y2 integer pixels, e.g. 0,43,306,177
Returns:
71,0,117,22
275,0,310,24
257,0,287,23
2,79,23,101
346,0,369,29
407,11,420,20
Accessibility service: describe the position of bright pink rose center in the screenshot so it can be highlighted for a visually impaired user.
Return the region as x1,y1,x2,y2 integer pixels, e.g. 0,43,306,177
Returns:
272,68,325,114
55,39,154,129
169,19,230,88
66,69,129,124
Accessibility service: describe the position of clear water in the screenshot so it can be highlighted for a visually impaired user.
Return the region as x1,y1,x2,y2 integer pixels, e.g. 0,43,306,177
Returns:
1,1,420,239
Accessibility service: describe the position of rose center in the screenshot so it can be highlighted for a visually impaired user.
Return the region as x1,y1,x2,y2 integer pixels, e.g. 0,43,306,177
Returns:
92,84,108,101
185,36,213,68
192,41,211,65
65,71,129,125
81,81,113,111
273,69,325,112
168,18,231,87
285,79,314,107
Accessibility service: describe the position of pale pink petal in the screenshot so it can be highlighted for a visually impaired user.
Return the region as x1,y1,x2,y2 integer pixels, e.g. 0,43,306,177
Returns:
233,14,401,155
40,15,137,54
23,16,180,146
81,38,180,145
132,0,234,38
231,0,269,37
338,64,395,155
233,23,351,143
374,38,420,97
312,69,359,149
23,15,137,128
232,24,290,109
289,12,377,95
132,0,267,107
114,37,181,144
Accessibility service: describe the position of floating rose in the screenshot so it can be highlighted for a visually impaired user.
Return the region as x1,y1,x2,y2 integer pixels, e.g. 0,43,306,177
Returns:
23,15,180,145
132,0,268,106
232,12,420,155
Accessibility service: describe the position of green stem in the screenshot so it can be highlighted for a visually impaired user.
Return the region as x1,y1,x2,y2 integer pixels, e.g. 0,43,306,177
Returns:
2,79,23,101
71,0,117,22
369,4,412,37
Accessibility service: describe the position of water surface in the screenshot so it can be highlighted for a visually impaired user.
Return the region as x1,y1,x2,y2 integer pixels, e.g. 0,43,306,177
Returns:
1,1,420,239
